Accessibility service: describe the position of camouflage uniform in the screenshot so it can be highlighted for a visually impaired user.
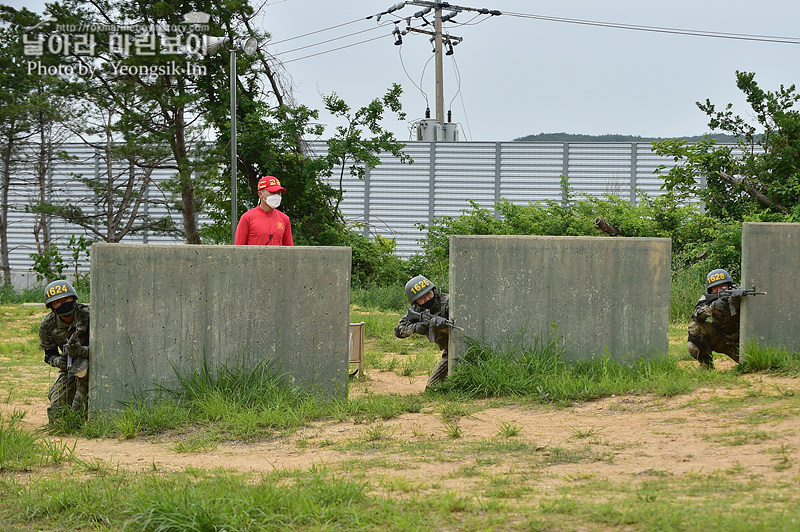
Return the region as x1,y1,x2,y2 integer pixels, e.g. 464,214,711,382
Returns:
687,291,741,367
395,293,451,389
39,303,90,421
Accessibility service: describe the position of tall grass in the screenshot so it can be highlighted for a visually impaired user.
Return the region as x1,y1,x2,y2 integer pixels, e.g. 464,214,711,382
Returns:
75,357,422,441
738,341,800,375
437,334,728,403
0,411,75,471
350,284,408,311
2,467,459,531
670,263,707,323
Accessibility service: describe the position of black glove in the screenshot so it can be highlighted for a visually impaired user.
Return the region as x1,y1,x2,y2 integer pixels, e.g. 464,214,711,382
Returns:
710,297,728,311
65,341,87,358
412,322,428,335
429,315,448,328
49,355,68,370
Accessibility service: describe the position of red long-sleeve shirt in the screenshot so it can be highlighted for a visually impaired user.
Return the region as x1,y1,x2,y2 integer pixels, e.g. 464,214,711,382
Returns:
234,206,293,246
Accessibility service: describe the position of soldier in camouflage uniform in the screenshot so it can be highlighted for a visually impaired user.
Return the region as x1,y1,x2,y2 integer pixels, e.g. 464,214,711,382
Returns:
687,268,741,369
395,275,451,390
39,280,90,422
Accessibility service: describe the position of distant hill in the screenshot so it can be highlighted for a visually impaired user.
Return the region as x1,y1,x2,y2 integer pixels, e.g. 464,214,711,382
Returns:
513,132,741,143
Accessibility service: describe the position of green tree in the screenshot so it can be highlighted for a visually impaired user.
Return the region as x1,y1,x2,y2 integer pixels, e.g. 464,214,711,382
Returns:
48,0,261,244
1,5,81,282
0,6,38,285
652,71,800,221
32,97,180,242
323,83,411,217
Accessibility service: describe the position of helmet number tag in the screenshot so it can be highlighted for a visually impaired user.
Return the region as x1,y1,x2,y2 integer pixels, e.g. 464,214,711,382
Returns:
707,273,727,284
412,279,430,295
46,283,68,298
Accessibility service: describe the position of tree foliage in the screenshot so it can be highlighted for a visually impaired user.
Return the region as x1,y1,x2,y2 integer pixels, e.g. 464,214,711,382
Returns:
322,84,411,215
1,5,80,283
409,186,743,281
652,71,800,221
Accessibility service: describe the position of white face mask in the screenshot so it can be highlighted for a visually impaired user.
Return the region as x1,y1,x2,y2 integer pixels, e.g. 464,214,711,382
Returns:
265,193,282,209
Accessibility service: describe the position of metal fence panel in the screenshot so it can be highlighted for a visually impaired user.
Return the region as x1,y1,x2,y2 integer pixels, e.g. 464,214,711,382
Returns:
7,140,724,285
499,142,567,204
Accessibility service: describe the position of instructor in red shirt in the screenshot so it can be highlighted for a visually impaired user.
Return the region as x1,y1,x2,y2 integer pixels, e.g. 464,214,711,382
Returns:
234,176,294,246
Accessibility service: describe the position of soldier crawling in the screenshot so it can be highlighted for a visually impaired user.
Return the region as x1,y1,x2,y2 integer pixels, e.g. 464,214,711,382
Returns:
687,268,765,369
39,280,90,422
395,275,457,390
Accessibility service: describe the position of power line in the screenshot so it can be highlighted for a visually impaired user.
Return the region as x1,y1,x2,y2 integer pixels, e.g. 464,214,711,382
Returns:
268,17,364,46
270,5,799,65
398,45,428,106
449,52,471,140
501,11,800,45
275,23,387,55
279,33,392,64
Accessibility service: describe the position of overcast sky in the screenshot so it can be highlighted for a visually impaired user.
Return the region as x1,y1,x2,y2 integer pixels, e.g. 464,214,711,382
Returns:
11,0,800,141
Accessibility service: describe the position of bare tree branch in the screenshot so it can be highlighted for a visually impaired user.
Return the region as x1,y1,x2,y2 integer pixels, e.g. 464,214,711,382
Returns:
718,171,790,213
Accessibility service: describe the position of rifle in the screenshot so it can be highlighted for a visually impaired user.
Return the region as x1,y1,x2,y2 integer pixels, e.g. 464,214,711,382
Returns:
406,308,464,331
707,285,767,316
64,324,87,375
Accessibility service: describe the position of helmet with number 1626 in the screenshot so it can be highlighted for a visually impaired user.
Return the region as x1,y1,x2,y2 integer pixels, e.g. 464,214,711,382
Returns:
404,275,435,304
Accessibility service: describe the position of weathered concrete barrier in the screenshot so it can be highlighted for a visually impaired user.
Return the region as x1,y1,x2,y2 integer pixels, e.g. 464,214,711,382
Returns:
741,222,800,356
89,244,351,413
449,235,670,367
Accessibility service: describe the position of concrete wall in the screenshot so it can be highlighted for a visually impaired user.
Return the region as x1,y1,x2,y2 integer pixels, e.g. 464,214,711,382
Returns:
449,236,670,365
89,244,351,413
741,223,800,355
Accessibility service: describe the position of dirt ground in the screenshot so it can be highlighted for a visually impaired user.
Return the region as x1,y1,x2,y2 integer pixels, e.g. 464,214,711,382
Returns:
6,357,800,494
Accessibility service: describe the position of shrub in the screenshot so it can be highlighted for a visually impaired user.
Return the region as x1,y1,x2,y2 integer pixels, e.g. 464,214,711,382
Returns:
408,185,750,312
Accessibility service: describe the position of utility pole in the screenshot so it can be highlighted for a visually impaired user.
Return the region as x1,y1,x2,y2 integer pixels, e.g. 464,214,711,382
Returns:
433,3,445,126
370,1,500,137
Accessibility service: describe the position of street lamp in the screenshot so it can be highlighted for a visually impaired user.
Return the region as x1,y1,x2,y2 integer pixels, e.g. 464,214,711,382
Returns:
206,35,259,242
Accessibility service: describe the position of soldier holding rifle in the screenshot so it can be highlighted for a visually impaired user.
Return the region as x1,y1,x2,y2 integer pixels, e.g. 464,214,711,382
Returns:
687,268,765,369
395,275,462,390
39,280,90,422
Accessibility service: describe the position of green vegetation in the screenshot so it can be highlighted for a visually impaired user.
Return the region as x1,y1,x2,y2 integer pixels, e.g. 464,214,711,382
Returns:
0,410,75,471
404,188,743,321
436,333,737,403
653,71,800,222
739,341,800,375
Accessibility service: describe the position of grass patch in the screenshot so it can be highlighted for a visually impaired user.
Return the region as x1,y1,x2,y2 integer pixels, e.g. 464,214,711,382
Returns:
496,420,522,438
702,429,777,446
0,467,471,531
436,333,732,403
350,285,408,312
739,341,800,375
5,302,800,531
0,411,75,471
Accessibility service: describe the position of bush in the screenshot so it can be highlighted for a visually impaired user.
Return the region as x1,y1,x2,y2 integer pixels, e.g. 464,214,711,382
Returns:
341,231,409,288
350,285,408,311
407,185,749,317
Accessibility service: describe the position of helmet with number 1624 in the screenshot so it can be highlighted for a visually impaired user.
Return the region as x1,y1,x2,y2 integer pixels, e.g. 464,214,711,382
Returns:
43,280,78,308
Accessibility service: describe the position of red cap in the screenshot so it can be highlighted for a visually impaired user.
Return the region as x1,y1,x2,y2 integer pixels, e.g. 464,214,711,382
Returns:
257,176,286,193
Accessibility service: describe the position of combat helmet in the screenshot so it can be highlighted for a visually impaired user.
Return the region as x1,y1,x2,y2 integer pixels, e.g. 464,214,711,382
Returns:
44,280,78,308
705,269,733,292
405,275,435,304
